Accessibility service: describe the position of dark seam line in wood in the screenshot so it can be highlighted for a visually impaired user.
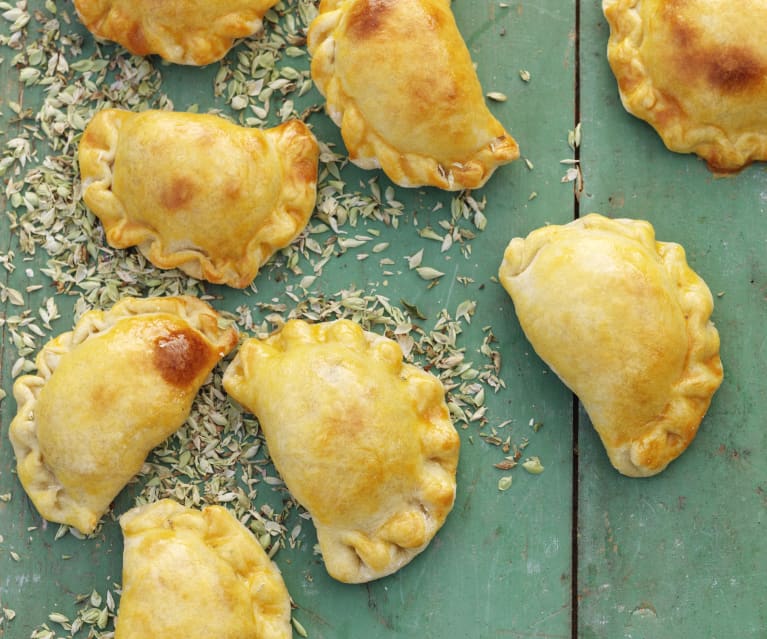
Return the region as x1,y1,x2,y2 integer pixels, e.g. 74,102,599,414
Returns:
571,391,580,637
573,0,582,223
571,1,582,637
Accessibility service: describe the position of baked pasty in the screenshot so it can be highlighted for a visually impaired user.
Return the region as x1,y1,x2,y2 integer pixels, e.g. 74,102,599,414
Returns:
307,0,519,190
498,214,723,477
9,296,238,534
116,499,291,639
603,0,767,172
222,319,460,583
79,109,319,288
73,0,278,66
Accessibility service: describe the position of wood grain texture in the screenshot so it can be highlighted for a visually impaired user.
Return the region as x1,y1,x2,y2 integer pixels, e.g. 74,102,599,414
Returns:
578,1,767,637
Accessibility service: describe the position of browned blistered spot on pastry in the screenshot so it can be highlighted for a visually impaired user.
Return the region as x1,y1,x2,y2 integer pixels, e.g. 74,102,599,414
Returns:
160,176,197,211
346,0,393,40
125,22,150,57
705,47,765,93
295,157,318,184
223,178,243,202
153,328,211,387
329,412,366,436
667,10,765,94
423,3,447,31
666,4,694,49
80,126,100,147
89,381,118,408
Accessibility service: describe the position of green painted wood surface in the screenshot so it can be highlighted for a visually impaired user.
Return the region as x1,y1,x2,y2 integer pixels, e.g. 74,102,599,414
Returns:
0,1,764,638
0,1,576,638
577,2,767,638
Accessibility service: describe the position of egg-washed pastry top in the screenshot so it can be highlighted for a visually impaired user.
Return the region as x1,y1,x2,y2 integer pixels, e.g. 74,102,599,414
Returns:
603,0,767,172
308,0,519,190
498,214,723,477
73,0,279,65
78,109,319,289
116,499,292,639
223,319,460,583
9,296,238,534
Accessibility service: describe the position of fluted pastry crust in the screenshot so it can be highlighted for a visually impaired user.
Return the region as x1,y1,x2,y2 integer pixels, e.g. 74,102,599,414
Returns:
116,499,292,639
73,0,278,65
223,319,460,582
498,214,723,477
308,0,519,189
9,296,238,533
603,0,767,172
79,109,319,288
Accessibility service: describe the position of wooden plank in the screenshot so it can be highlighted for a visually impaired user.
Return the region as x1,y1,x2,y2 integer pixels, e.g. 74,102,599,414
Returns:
0,1,577,638
577,1,767,637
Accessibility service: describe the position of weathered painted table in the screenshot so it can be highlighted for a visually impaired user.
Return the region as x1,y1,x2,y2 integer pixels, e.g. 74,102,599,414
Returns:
0,1,764,637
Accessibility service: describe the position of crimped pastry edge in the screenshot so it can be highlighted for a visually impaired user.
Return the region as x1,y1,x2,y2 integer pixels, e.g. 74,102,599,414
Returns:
602,0,767,172
499,213,723,477
79,109,319,288
223,318,460,582
9,296,238,533
307,0,519,190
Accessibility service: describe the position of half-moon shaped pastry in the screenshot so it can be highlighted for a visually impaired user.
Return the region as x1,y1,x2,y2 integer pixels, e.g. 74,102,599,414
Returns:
73,0,278,66
222,319,460,583
116,499,291,639
603,0,767,172
307,0,519,190
498,214,723,477
79,109,319,288
9,296,239,534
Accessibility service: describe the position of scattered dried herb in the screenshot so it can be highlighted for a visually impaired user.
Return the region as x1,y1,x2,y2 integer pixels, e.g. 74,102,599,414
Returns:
0,0,529,635
522,456,545,474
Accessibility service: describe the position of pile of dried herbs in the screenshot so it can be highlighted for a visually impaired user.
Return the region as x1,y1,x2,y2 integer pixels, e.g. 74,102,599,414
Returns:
0,1,542,637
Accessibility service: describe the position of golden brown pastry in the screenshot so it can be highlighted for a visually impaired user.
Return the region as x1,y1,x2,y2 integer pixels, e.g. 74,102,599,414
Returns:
498,214,723,477
79,109,319,288
116,499,291,639
73,0,278,65
223,319,460,583
603,0,767,172
9,296,238,534
307,0,519,190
